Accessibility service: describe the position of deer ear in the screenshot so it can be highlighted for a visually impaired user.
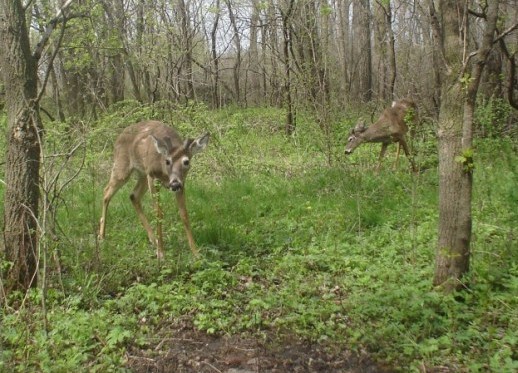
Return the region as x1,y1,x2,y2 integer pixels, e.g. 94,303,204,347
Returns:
189,133,210,156
150,135,169,156
354,121,367,133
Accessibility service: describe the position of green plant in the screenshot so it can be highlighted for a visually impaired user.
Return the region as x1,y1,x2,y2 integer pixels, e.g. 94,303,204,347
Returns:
475,97,511,138
1,103,517,372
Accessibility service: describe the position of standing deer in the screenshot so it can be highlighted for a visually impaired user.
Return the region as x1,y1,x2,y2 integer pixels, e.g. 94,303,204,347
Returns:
99,120,209,259
344,99,417,172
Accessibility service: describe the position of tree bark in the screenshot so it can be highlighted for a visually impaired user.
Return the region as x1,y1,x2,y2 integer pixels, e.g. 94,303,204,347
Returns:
226,0,242,105
0,0,42,292
281,0,296,135
210,0,221,108
432,0,500,292
353,0,372,102
178,0,194,102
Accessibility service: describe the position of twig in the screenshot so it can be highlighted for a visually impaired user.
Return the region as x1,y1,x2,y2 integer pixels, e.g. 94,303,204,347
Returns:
494,22,518,44
202,361,222,373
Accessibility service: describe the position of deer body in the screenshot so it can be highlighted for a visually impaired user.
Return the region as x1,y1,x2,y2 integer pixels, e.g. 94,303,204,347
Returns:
345,99,417,172
99,120,209,259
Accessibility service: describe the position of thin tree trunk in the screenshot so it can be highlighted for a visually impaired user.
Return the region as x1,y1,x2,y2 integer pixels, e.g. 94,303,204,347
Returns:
210,0,221,108
226,0,242,104
178,0,194,102
281,0,296,135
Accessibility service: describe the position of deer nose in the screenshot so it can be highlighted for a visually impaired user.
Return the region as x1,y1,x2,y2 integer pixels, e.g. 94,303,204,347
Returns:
344,149,352,154
170,179,183,191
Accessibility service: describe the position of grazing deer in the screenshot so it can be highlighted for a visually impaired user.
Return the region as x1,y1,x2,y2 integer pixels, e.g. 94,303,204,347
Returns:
344,99,417,172
99,120,209,259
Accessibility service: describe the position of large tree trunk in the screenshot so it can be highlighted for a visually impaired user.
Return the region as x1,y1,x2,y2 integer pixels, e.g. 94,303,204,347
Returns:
432,0,500,292
0,0,42,292
433,0,471,292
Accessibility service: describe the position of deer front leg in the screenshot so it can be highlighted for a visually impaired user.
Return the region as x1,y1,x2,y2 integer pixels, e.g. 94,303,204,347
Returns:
130,176,160,256
176,190,200,258
393,143,401,170
147,176,165,260
399,138,417,173
376,143,389,172
99,174,128,240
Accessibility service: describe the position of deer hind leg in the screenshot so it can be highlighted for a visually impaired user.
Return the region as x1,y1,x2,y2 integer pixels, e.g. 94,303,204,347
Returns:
129,176,160,256
99,172,129,240
176,190,200,258
399,137,417,172
376,143,389,172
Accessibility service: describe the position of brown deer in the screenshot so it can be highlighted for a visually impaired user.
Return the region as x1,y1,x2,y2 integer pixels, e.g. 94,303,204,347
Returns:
344,99,417,172
98,120,209,259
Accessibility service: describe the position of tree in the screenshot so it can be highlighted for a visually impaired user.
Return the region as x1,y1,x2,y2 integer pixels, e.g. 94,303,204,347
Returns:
0,0,73,294
373,0,396,100
430,0,500,292
280,0,296,135
352,0,372,102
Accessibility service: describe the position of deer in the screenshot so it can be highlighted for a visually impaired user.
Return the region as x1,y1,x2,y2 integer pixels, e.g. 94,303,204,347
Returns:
98,120,209,260
344,99,417,172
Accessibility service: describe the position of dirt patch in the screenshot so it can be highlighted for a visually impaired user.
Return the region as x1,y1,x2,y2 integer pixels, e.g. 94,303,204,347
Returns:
126,322,394,373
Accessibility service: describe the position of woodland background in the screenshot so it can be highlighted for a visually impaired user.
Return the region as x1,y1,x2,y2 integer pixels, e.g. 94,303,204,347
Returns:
9,0,517,125
1,0,517,371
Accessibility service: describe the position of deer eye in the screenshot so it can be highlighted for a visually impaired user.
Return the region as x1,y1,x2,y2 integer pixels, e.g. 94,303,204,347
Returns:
165,159,171,166
182,157,190,168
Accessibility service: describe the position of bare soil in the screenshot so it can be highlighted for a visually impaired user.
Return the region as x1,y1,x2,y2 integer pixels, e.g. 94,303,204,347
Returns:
126,321,395,373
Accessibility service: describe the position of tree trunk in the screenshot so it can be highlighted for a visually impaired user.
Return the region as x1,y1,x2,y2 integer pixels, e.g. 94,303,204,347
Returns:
248,0,261,106
337,0,351,103
178,0,194,102
210,0,221,108
432,0,500,292
281,0,296,135
226,0,242,105
0,0,42,292
353,0,372,102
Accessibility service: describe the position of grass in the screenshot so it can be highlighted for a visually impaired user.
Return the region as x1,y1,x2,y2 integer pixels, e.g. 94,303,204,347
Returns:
1,105,517,372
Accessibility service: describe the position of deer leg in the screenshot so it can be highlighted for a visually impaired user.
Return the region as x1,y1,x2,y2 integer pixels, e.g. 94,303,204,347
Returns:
147,176,165,260
393,143,402,170
99,174,128,240
129,176,159,254
399,137,417,173
176,190,200,258
376,143,389,172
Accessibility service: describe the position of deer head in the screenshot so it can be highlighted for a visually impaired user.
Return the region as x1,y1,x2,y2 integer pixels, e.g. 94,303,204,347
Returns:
150,133,209,192
344,120,368,154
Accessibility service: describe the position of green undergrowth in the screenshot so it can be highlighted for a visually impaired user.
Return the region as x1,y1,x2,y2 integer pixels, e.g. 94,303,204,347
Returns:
1,104,517,372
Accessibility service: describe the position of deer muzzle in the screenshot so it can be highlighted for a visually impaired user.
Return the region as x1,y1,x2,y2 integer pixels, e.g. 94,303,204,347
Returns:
169,179,183,192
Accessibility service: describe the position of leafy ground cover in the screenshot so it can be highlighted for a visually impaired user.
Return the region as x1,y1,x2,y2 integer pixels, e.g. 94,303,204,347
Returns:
0,104,517,372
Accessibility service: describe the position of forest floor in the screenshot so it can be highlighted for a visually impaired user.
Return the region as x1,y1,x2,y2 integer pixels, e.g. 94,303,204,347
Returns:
126,320,393,373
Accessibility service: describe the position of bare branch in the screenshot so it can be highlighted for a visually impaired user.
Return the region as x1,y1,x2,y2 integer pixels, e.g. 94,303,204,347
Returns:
494,22,518,44
32,0,74,60
36,18,66,104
